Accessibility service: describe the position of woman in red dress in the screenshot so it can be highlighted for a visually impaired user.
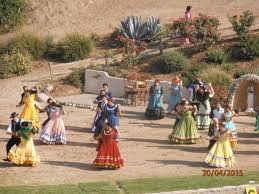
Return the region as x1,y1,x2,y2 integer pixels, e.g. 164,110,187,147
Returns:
93,123,124,169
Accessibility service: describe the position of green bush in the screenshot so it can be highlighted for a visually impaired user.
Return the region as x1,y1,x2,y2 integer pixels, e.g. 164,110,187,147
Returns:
231,35,259,60
181,63,207,86
0,33,50,59
198,67,232,90
153,51,187,74
206,48,227,64
0,0,28,33
233,69,249,79
64,68,85,88
56,33,94,62
0,49,32,79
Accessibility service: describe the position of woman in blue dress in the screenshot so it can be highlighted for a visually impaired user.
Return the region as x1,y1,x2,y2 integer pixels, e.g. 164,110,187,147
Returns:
168,76,183,113
223,105,237,149
145,80,165,120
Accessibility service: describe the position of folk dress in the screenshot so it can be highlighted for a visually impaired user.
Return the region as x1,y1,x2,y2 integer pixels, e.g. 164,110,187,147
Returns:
8,123,40,166
105,104,120,130
39,106,66,144
169,109,201,144
168,84,182,112
93,129,124,169
205,131,235,168
223,111,237,149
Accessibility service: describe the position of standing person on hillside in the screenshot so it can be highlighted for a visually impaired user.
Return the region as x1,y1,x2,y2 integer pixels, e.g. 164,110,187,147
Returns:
145,80,165,120
196,83,215,130
184,5,193,44
167,75,183,114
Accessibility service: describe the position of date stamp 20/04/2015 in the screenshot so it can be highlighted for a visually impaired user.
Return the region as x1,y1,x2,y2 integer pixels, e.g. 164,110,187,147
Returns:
202,170,243,176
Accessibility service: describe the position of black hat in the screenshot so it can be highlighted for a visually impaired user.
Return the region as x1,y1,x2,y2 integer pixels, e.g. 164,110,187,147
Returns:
10,112,19,118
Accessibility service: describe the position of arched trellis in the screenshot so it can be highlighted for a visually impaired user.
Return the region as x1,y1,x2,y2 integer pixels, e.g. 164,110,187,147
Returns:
227,74,259,108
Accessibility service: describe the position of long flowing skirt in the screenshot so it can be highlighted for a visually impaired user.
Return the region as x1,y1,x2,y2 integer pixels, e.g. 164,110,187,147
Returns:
8,137,40,166
205,140,235,168
197,101,211,130
169,115,201,144
40,118,66,144
20,105,41,130
168,95,181,112
94,142,124,169
225,121,237,149
147,95,163,110
92,112,101,132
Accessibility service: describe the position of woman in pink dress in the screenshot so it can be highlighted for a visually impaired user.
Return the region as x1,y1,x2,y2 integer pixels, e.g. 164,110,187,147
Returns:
40,101,66,144
184,5,192,44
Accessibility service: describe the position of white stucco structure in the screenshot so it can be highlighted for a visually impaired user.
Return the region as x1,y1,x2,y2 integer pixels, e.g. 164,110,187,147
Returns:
84,69,188,103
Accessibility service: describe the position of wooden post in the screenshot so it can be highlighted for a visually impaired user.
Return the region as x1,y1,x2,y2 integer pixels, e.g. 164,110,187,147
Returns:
159,35,164,55
48,62,54,80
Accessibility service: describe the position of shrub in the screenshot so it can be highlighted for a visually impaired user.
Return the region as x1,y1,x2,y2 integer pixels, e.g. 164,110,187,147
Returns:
64,68,85,88
172,14,220,50
154,51,187,74
0,49,32,79
231,35,259,60
181,63,207,86
198,67,232,90
233,69,249,79
56,33,94,62
229,10,255,40
206,48,227,64
0,33,50,59
0,0,28,33
221,63,235,72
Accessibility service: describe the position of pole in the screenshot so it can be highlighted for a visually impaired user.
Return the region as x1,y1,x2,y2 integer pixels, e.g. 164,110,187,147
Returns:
48,62,53,80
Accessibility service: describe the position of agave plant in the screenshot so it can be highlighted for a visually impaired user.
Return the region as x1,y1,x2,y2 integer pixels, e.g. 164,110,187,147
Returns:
119,16,161,42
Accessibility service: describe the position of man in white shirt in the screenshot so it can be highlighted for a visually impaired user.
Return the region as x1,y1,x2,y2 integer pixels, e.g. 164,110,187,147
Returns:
3,112,21,162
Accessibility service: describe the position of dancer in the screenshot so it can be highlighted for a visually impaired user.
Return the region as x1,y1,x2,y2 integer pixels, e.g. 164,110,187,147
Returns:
102,83,112,99
169,100,201,144
18,86,38,106
196,83,214,130
96,90,108,102
207,118,219,150
39,101,66,145
205,123,235,168
17,91,41,131
173,103,183,129
92,95,108,134
223,105,237,149
168,75,183,113
8,121,40,166
105,98,121,139
145,80,165,120
93,123,124,169
41,98,54,127
3,112,21,162
255,106,259,131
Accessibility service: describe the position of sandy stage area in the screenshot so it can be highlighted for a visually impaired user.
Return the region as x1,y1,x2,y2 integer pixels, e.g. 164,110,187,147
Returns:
0,94,259,186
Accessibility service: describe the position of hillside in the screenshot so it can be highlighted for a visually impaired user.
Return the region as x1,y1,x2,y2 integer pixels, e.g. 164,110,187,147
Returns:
13,0,259,38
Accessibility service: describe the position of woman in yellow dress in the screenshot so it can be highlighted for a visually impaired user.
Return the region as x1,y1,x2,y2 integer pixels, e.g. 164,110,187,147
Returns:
8,121,40,166
17,91,41,131
205,123,235,168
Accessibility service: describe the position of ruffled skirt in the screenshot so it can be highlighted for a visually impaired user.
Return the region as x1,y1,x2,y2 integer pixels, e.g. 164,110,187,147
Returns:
8,138,40,166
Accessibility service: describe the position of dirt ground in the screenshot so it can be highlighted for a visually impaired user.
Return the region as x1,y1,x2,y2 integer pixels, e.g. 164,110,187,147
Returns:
0,0,258,41
0,84,259,186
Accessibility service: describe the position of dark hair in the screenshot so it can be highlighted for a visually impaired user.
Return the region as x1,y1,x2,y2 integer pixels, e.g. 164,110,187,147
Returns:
186,5,192,12
47,98,52,103
102,83,108,87
23,85,27,89
181,100,188,106
174,103,181,111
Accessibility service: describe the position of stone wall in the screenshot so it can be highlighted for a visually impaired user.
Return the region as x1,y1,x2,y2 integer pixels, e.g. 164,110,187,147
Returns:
84,69,189,103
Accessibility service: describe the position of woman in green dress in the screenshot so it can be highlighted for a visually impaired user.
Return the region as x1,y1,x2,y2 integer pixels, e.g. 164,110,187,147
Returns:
169,100,201,144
